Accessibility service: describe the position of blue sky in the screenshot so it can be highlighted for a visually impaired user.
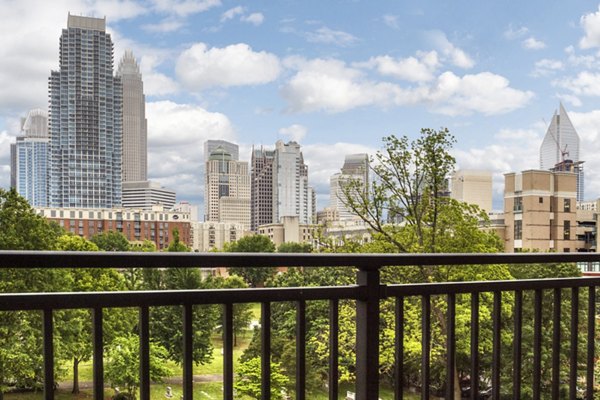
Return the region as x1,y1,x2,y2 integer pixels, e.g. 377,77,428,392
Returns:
2,0,600,211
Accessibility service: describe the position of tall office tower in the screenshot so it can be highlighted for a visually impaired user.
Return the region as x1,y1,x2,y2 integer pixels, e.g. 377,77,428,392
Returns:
117,51,147,182
330,153,369,222
273,140,312,224
11,109,50,206
205,146,251,228
204,140,239,162
540,103,584,201
48,14,122,208
450,170,493,213
250,146,275,231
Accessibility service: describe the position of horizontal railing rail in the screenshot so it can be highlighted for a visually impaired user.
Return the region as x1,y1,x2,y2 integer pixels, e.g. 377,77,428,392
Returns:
0,251,599,400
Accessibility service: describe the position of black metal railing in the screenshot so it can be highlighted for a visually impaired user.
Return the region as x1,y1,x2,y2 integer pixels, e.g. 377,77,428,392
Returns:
1,251,600,400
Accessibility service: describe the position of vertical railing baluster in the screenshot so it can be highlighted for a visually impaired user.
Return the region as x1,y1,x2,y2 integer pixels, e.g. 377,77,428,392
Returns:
533,289,542,400
43,308,54,400
492,291,501,399
183,303,193,400
552,288,561,400
446,293,456,400
296,300,306,400
93,307,104,400
569,287,579,400
223,303,234,400
586,287,595,400
261,302,271,400
422,294,431,400
356,267,381,400
395,296,404,400
139,305,150,400
329,299,339,400
471,292,479,400
513,290,523,400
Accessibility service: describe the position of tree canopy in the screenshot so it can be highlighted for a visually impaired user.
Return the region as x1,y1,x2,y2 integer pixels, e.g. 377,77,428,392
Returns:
225,235,276,287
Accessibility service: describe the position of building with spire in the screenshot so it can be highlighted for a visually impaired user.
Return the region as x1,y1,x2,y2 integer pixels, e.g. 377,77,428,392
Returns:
540,103,584,201
48,14,122,208
117,50,147,183
11,109,50,206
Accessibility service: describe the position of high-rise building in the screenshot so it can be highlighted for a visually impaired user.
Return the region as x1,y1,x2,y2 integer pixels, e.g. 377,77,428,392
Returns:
251,146,275,231
540,103,584,201
204,145,251,228
11,109,50,206
273,140,313,224
117,51,147,183
504,169,577,253
330,153,369,222
450,170,493,213
48,14,122,208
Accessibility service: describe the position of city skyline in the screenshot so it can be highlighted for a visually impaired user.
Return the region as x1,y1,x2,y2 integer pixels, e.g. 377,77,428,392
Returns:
2,2,600,210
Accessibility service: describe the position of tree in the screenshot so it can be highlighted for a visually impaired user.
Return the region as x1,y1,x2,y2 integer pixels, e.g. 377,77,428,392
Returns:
225,235,276,287
90,230,130,251
235,357,289,400
277,242,312,253
167,228,189,252
0,189,64,398
105,334,171,399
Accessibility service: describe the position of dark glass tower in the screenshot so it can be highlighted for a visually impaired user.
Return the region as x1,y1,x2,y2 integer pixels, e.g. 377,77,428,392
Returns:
49,14,122,208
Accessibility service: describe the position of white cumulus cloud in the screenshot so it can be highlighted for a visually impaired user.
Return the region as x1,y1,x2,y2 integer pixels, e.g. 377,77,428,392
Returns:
357,51,440,82
579,5,600,49
554,71,600,96
176,43,281,90
522,37,546,50
531,58,564,77
281,57,533,116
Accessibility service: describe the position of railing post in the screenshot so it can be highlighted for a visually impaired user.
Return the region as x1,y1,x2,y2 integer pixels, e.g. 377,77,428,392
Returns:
356,267,381,400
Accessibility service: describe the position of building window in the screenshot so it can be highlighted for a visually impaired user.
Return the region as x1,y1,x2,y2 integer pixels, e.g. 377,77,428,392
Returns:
539,197,543,204
514,220,522,240
514,197,522,212
564,220,570,240
564,248,571,253
564,199,571,212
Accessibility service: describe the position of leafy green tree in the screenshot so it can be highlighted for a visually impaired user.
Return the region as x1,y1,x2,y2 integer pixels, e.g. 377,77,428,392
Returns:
277,242,312,253
235,357,289,400
105,334,171,399
0,189,64,397
0,188,62,250
90,230,130,251
167,228,189,252
225,235,276,287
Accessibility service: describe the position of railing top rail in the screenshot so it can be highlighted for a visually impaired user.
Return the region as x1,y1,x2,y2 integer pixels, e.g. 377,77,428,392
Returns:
0,250,599,269
0,285,363,311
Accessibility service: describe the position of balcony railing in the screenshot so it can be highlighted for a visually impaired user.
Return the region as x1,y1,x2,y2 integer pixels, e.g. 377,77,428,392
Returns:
1,251,600,400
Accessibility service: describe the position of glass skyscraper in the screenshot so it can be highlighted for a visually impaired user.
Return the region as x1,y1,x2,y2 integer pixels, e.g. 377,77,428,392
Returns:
48,14,122,208
12,109,50,206
539,103,584,201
